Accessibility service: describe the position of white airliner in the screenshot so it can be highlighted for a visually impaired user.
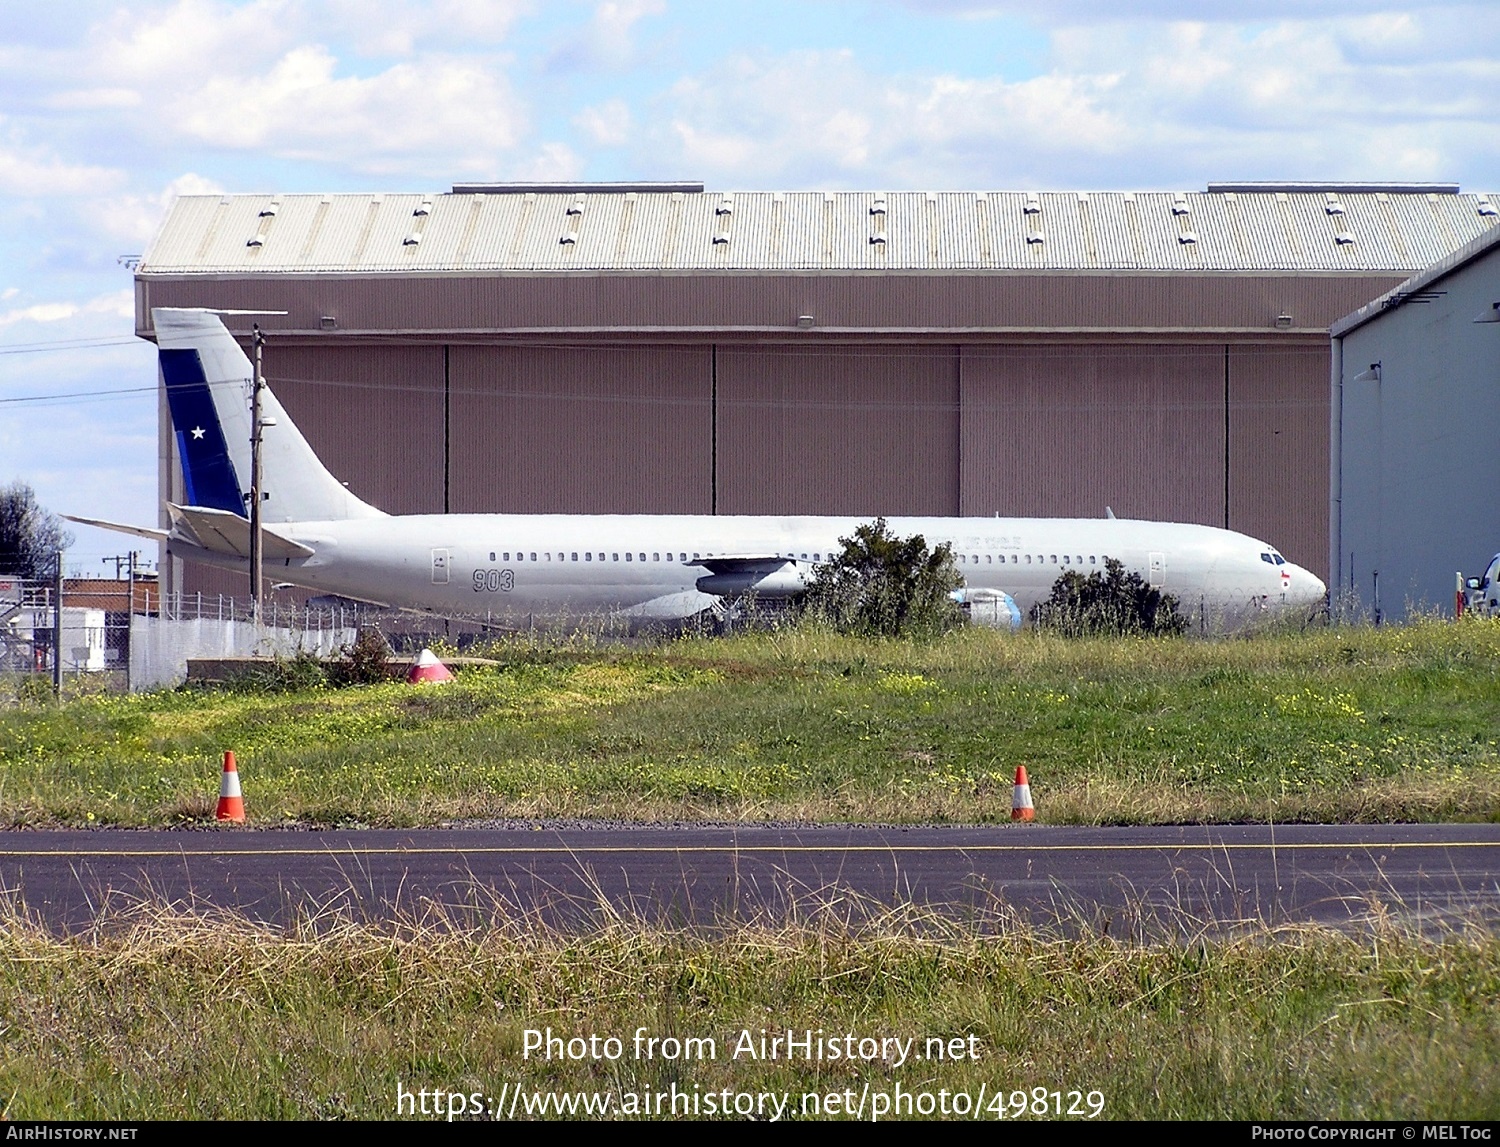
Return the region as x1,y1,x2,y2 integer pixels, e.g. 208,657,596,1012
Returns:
72,309,1326,629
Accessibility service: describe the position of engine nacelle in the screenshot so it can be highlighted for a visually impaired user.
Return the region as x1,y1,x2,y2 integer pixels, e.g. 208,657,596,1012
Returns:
951,587,1022,630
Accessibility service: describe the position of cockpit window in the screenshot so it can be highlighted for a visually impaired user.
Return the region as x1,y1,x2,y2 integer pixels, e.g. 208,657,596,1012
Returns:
1261,553,1274,564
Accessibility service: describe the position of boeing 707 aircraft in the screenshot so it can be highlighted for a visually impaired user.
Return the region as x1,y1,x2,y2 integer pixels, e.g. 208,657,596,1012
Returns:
70,309,1326,628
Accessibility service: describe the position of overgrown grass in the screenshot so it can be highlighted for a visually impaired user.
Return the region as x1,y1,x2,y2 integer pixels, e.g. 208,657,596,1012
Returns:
2,619,1499,827
0,901,1495,1120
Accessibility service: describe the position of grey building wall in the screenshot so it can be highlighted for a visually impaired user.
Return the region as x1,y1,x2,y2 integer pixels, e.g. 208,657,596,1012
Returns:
1332,236,1500,617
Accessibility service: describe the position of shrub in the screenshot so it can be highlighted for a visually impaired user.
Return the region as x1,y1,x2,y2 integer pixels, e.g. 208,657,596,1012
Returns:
800,518,964,638
328,629,393,686
1030,556,1188,637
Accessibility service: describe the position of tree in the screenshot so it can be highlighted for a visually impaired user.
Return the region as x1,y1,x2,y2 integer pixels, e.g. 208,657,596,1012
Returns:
800,518,965,638
1030,556,1188,637
0,482,73,580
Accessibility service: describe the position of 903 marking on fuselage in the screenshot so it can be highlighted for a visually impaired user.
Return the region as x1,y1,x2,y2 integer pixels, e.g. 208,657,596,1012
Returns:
472,568,515,593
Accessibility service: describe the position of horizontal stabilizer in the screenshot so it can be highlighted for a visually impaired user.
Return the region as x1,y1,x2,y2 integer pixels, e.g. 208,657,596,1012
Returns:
166,503,316,559
63,514,170,543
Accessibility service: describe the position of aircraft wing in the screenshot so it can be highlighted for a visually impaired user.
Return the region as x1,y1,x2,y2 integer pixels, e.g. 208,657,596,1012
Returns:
688,554,795,571
166,503,317,559
63,514,170,543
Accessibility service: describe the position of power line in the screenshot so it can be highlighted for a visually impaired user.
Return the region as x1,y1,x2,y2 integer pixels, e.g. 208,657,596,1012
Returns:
0,337,144,355
0,384,156,407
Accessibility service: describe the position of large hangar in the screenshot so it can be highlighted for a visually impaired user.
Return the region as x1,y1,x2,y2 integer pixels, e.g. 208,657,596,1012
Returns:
1331,223,1500,618
134,182,1500,601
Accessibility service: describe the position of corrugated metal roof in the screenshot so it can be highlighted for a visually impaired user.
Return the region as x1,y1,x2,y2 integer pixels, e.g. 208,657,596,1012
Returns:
1331,215,1500,337
139,188,1500,275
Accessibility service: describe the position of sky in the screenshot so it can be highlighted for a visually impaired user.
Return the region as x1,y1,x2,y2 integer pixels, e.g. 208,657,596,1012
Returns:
1,0,1497,575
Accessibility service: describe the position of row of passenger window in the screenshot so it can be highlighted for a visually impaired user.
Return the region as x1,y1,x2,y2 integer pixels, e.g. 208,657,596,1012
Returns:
481,549,1097,568
955,554,1099,566
488,551,697,563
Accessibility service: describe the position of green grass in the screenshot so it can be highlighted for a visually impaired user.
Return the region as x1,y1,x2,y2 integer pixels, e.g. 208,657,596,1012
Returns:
1,903,1496,1120
3,619,1500,827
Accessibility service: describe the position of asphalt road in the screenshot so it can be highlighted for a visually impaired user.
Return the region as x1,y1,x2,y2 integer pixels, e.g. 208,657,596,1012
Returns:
2,823,1498,935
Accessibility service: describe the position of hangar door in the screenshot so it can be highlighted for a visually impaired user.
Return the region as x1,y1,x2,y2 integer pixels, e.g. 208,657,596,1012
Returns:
958,344,1226,526
715,345,961,516
447,345,712,514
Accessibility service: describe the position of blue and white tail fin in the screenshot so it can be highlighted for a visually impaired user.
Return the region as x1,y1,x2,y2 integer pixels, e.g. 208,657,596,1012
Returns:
153,308,385,523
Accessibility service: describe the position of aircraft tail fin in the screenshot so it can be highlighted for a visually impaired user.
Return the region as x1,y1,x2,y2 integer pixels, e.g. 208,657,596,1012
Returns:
152,308,386,524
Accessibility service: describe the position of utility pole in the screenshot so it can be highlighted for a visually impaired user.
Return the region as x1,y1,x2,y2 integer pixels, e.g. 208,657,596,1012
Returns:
125,550,136,693
52,555,63,697
250,324,265,629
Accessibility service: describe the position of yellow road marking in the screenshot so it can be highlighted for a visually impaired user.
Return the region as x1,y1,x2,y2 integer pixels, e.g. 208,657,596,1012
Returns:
0,840,1496,859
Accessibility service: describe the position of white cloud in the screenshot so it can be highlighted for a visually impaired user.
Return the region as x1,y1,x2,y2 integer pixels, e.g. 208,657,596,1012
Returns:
576,99,633,147
643,12,1500,190
170,45,525,174
510,141,585,181
547,0,665,73
322,0,531,56
895,0,1467,21
43,88,143,111
0,302,79,327
90,173,227,248
0,129,125,197
0,290,133,329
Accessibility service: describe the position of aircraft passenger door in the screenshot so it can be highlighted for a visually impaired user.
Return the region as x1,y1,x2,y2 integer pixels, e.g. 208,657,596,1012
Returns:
431,548,451,585
1148,551,1165,589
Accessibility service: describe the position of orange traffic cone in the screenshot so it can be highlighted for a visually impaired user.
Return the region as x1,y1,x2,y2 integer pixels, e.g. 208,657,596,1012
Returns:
407,647,455,684
1011,765,1034,822
217,751,245,823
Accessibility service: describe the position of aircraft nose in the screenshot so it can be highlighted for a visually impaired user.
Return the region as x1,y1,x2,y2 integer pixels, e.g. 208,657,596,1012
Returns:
1291,564,1326,604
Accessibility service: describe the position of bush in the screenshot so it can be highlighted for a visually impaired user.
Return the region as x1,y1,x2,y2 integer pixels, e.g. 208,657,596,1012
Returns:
327,629,392,686
800,518,964,638
1030,556,1188,637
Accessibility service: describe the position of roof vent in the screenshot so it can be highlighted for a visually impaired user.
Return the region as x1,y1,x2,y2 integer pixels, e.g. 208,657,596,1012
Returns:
403,231,422,246
245,236,263,248
1178,231,1198,244
712,232,731,244
414,198,433,217
1023,193,1041,215
869,233,887,244
1171,193,1190,216
1324,192,1345,215
1334,231,1356,245
566,193,586,215
716,194,733,216
1025,229,1045,244
1274,313,1293,330
1479,198,1499,217
559,233,577,245
796,315,815,329
258,201,280,218
870,194,887,216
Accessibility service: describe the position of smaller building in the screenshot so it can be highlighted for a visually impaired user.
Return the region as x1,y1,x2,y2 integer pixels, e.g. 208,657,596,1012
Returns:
1330,224,1500,618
